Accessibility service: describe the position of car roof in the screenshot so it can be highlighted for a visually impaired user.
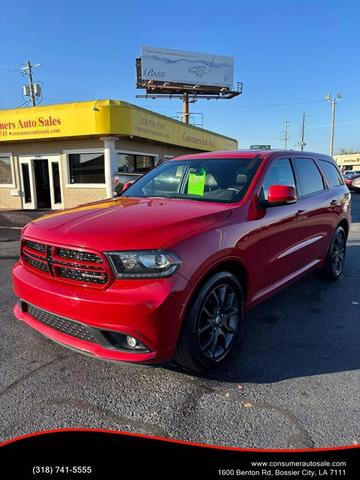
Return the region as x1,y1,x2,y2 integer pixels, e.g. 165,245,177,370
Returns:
171,150,334,162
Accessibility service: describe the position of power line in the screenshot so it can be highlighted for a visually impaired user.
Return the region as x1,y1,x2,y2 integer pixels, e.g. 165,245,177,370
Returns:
0,66,20,73
149,99,326,110
14,99,32,109
0,59,21,66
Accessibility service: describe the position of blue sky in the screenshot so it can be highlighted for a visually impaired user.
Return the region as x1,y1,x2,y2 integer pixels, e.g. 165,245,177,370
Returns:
0,0,359,153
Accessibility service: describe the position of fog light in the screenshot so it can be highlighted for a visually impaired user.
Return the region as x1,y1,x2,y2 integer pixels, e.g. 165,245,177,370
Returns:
126,336,138,348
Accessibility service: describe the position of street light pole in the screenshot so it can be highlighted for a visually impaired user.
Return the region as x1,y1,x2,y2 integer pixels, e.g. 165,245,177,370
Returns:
325,93,342,157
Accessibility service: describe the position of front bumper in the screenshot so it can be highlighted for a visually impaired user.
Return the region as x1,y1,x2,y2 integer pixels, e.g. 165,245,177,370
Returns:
13,260,188,364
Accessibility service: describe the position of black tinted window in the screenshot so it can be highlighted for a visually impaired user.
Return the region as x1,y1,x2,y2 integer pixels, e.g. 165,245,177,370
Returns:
294,158,325,196
68,153,105,184
263,158,296,199
319,160,344,187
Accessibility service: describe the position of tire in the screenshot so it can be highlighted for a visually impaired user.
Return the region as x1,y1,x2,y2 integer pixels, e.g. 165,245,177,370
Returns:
318,226,347,281
173,271,244,372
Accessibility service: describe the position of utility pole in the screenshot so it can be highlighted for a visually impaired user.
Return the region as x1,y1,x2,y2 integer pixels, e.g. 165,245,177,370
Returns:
299,112,306,151
21,61,41,107
283,118,289,149
325,93,342,157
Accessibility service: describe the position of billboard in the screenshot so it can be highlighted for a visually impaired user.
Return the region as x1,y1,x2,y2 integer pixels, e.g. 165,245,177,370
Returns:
141,46,234,89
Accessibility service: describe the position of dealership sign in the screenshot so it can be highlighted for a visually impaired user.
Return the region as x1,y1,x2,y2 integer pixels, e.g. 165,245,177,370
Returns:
141,46,234,89
0,100,237,151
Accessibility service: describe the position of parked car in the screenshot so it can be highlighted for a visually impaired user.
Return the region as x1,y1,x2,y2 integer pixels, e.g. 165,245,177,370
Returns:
343,171,360,190
351,175,360,192
113,173,142,195
344,170,360,177
13,150,351,372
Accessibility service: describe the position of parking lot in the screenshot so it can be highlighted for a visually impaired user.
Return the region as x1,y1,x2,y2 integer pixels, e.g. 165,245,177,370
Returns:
0,196,359,449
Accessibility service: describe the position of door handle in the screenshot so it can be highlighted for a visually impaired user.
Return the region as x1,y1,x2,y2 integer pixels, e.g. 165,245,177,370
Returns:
295,209,306,217
330,199,339,206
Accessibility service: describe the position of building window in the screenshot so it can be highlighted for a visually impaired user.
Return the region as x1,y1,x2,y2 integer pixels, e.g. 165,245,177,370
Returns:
0,156,13,185
135,155,155,172
116,153,156,173
114,153,156,195
117,154,136,173
68,153,105,184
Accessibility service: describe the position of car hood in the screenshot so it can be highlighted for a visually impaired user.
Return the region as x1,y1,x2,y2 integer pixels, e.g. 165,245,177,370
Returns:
24,197,232,251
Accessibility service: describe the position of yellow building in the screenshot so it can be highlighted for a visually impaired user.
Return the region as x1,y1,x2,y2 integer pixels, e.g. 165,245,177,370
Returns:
0,99,237,210
334,153,360,172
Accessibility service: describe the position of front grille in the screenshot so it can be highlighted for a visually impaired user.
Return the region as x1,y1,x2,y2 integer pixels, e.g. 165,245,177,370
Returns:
27,304,97,343
21,239,110,288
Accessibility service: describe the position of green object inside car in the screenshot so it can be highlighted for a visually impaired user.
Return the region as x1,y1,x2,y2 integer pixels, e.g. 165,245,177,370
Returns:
187,168,206,196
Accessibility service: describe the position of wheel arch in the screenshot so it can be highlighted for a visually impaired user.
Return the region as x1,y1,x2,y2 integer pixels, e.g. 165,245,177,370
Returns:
338,218,349,238
179,257,249,330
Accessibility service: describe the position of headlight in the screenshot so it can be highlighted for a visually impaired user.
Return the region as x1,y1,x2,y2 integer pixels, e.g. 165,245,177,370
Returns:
105,250,181,278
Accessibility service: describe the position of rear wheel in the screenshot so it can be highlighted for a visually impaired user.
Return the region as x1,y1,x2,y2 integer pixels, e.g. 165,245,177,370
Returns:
319,226,346,281
174,271,244,372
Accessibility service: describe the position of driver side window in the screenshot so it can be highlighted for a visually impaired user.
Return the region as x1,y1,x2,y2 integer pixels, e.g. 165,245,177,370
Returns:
142,164,186,196
263,158,296,200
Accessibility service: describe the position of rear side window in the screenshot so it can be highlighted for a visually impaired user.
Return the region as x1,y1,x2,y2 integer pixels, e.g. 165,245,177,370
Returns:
262,158,296,199
319,160,344,187
293,158,325,196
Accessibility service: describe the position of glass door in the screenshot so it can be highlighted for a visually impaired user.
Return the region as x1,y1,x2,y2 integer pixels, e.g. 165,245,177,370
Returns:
49,159,63,209
19,155,63,210
19,157,36,209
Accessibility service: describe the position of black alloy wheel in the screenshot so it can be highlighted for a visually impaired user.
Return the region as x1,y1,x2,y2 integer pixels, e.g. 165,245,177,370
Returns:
319,225,347,281
197,283,240,361
174,271,244,372
331,229,346,276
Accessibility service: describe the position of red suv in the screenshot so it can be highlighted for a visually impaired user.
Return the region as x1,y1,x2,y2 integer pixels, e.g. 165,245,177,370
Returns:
13,150,351,371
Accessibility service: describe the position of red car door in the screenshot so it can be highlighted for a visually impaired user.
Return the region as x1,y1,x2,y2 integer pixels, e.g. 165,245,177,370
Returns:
291,157,336,263
254,156,325,300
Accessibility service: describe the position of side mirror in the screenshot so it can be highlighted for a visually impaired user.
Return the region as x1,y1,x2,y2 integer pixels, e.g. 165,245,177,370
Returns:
122,180,134,192
267,185,297,206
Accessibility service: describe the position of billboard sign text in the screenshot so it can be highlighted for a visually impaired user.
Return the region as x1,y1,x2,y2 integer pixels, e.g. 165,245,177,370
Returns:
141,46,234,89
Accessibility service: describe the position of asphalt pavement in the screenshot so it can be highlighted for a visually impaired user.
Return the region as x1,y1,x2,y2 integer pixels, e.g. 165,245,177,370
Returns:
0,198,359,449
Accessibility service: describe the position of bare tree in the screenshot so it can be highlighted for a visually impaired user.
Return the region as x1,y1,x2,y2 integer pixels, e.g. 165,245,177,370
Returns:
337,148,359,155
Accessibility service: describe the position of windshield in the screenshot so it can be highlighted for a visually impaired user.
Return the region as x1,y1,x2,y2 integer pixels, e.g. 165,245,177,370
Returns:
122,157,262,203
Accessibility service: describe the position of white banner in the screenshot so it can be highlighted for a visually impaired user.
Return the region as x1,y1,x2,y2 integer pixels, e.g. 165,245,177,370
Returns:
141,46,234,89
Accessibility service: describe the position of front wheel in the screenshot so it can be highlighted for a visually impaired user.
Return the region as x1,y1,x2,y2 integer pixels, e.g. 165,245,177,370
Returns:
173,272,244,372
318,226,347,281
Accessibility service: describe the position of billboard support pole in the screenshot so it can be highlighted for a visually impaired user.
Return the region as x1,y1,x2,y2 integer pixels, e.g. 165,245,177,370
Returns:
182,93,189,124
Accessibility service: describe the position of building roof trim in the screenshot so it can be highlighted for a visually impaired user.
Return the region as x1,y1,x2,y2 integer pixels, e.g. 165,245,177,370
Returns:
0,99,237,151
